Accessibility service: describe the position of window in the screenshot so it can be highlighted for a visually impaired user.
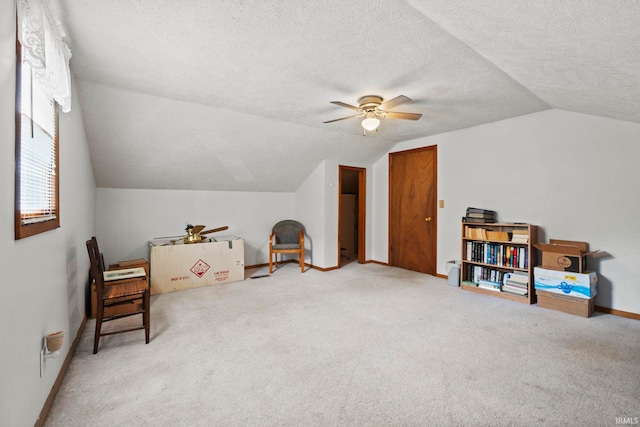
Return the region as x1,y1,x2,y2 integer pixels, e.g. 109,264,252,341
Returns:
15,40,60,239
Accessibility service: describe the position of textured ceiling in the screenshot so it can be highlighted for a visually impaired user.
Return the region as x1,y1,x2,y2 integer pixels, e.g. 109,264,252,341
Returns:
54,0,640,191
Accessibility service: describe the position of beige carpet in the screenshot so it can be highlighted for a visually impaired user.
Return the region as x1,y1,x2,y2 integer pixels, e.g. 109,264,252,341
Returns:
45,262,639,426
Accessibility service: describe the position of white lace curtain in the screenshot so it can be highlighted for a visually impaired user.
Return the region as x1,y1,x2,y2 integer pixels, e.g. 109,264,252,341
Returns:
17,0,72,112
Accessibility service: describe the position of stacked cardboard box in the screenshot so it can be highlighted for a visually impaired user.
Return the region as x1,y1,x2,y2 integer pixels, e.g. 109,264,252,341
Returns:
533,267,597,299
535,291,595,318
533,240,599,273
533,240,599,317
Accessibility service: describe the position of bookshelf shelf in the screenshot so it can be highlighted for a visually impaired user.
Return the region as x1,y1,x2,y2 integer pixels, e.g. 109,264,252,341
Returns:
460,222,538,305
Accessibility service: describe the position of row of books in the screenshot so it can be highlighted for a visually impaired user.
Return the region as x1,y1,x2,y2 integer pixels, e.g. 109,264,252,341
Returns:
463,267,529,296
464,226,507,240
465,265,508,287
464,226,529,243
466,241,529,269
463,207,496,223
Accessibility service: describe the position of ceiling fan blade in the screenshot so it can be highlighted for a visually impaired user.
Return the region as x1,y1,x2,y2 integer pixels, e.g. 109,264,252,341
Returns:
330,101,362,111
200,225,229,235
191,225,206,234
379,95,411,111
323,114,362,124
383,111,422,121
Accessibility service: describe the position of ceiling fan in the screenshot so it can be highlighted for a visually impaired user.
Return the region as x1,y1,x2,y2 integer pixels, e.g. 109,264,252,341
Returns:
323,95,422,134
156,224,229,245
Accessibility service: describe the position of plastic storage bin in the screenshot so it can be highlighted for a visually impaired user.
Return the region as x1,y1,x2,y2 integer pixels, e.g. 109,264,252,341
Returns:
446,260,460,286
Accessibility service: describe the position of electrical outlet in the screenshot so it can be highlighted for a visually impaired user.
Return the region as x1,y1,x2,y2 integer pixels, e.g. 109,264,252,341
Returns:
439,200,445,208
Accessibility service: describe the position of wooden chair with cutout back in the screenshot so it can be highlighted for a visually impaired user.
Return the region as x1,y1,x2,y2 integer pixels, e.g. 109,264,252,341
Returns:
269,220,305,273
86,237,150,353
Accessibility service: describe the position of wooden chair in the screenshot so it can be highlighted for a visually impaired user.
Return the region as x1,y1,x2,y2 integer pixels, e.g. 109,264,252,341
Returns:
269,220,305,273
86,237,150,354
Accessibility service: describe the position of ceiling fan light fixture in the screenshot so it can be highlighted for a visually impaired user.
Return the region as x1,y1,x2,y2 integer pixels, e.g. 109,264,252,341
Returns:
361,113,380,131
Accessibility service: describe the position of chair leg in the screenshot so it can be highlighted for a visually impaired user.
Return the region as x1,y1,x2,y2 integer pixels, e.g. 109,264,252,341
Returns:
144,289,150,344
300,249,305,273
94,301,104,354
269,252,273,274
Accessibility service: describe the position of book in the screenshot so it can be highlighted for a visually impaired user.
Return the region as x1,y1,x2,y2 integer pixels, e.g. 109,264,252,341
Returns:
486,231,509,241
466,227,487,240
507,271,529,285
478,280,501,292
103,267,146,282
466,212,497,219
466,207,497,215
510,229,529,243
502,284,528,295
463,216,496,223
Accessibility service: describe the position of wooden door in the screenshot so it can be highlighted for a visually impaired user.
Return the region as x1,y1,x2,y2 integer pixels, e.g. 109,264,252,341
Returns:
389,146,437,274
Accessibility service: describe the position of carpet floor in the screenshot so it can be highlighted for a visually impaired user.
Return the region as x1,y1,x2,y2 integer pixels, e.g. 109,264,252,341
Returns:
44,262,640,426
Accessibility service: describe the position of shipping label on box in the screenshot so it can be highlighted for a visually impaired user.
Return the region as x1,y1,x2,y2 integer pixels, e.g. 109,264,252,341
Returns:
534,266,597,299
149,236,244,295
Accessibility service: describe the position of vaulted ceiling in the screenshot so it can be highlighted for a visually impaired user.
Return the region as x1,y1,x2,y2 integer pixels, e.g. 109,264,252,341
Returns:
55,1,640,192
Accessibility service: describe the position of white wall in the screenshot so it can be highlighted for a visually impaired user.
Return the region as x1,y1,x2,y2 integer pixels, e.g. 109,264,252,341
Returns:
371,154,389,262
372,109,640,314
96,188,294,267
295,159,376,269
294,162,327,267
0,3,96,424
98,158,375,275
323,160,340,267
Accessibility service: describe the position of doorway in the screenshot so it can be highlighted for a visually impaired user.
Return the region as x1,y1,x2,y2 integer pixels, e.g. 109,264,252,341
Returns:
389,146,437,275
339,166,366,267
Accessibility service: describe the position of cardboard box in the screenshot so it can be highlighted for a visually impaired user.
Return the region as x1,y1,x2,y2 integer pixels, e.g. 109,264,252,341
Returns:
536,290,595,318
533,239,599,273
534,266,597,299
90,282,144,319
149,236,244,295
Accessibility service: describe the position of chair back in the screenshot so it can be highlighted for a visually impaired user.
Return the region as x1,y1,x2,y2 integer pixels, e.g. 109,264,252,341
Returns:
86,237,105,300
273,220,304,244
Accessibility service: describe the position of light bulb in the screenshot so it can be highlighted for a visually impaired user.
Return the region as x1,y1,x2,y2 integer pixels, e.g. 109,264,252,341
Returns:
361,113,380,131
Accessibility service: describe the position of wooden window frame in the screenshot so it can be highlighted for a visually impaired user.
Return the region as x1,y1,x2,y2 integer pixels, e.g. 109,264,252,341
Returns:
15,37,60,240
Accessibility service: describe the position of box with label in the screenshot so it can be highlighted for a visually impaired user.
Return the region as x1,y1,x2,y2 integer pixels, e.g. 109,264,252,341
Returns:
149,236,244,295
534,266,597,299
533,239,599,273
536,290,595,318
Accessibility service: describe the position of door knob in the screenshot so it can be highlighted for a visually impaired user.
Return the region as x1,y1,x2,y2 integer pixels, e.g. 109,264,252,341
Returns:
425,217,432,222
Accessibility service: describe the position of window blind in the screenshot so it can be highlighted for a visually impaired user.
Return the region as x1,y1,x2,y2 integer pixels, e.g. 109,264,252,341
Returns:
19,61,58,225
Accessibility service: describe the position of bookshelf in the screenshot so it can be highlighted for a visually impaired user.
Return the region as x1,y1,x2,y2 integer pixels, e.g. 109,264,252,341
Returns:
460,222,538,304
